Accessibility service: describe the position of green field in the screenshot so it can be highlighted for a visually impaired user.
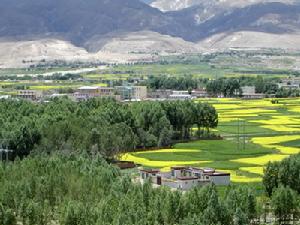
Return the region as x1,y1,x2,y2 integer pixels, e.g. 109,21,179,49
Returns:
0,80,108,92
122,98,300,183
104,62,294,79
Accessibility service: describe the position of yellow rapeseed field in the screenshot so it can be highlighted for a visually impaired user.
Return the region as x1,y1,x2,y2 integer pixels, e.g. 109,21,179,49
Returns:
231,154,289,166
252,135,300,154
219,169,262,183
239,167,264,175
121,149,212,168
260,125,300,132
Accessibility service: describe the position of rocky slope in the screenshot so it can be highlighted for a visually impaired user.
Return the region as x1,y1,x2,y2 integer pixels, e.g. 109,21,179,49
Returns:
150,0,295,12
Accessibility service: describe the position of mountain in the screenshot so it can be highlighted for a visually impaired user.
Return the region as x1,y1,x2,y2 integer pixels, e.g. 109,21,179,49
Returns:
198,31,300,51
1,0,300,67
150,0,295,12
170,2,300,41
84,31,199,54
0,0,168,45
0,0,199,67
1,0,297,44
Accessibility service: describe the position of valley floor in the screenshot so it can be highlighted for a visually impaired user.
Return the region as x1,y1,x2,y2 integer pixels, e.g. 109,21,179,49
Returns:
122,98,300,183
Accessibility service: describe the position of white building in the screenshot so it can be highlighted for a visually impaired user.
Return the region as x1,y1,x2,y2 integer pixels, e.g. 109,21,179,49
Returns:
74,86,116,101
191,89,209,98
241,86,265,99
17,90,42,101
169,91,192,100
139,166,230,190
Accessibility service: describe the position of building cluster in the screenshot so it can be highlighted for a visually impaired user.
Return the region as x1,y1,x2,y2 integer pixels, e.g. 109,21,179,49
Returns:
148,88,208,100
14,85,210,102
278,77,300,90
12,76,300,102
73,85,147,101
240,77,300,99
139,166,230,190
14,85,148,102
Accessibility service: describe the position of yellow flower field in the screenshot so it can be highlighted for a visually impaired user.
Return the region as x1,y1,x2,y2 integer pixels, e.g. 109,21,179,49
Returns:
219,169,262,183
260,125,300,132
239,167,264,175
121,152,211,168
231,154,289,166
252,135,300,154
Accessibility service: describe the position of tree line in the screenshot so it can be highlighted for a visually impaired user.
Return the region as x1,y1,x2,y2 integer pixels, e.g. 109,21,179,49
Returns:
145,75,300,98
0,98,217,159
145,75,208,91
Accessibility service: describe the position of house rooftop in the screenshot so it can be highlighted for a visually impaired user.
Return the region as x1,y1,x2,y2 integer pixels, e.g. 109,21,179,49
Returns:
140,169,160,174
171,166,187,170
177,176,199,181
78,86,99,90
210,172,231,177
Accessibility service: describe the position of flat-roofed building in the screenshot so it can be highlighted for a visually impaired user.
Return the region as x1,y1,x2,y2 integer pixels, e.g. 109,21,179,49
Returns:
241,86,265,99
139,166,230,190
17,90,42,101
77,86,101,97
169,91,192,100
192,89,209,98
115,86,147,101
74,86,117,101
148,89,173,99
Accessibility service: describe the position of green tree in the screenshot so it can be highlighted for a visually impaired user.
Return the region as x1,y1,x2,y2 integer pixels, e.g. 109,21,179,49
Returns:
271,186,299,225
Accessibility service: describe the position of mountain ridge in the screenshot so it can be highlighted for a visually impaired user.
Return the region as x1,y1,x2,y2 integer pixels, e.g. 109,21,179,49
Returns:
1,0,300,67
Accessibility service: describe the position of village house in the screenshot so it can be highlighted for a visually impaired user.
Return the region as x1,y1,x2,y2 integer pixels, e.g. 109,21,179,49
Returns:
74,86,119,101
148,89,173,99
115,85,147,101
191,89,209,98
169,91,193,100
139,166,230,190
148,89,208,100
278,77,300,90
17,90,42,101
241,86,265,99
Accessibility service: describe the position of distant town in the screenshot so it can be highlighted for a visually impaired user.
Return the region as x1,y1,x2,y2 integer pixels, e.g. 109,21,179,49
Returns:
6,76,300,102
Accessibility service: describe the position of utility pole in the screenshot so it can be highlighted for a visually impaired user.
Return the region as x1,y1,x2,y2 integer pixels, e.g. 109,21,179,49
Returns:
243,120,246,150
0,138,13,163
0,148,13,163
237,119,240,151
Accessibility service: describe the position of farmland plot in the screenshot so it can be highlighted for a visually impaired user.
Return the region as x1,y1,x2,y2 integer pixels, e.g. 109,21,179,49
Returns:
123,98,300,183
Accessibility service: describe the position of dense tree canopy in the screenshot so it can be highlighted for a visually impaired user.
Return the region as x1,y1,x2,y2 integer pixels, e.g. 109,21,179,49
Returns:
263,154,300,224
206,78,241,97
0,98,218,159
0,153,261,225
146,75,207,91
263,154,300,196
0,153,298,225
